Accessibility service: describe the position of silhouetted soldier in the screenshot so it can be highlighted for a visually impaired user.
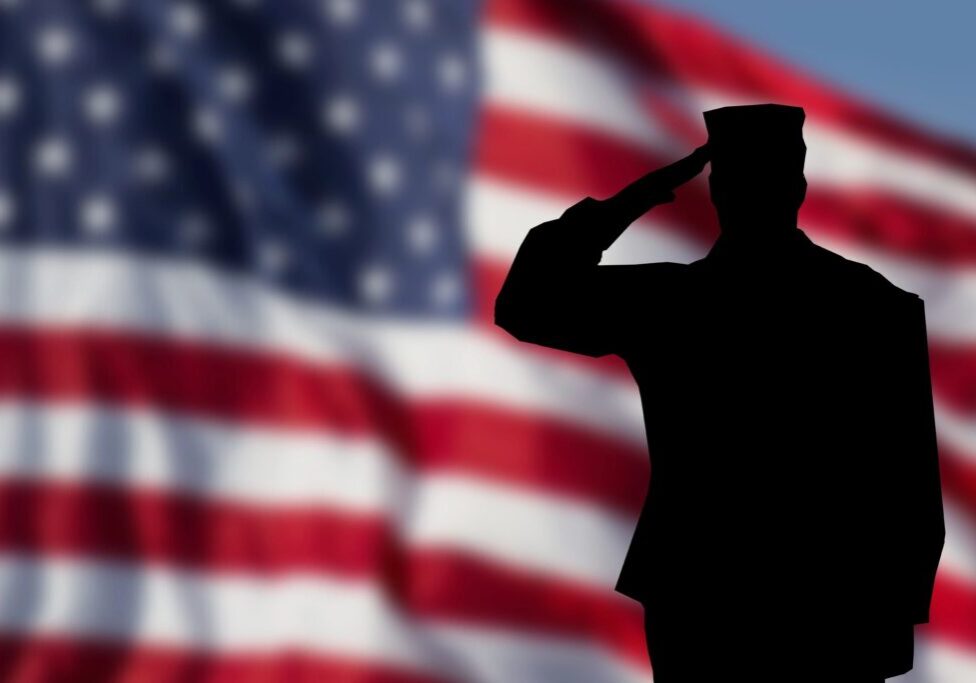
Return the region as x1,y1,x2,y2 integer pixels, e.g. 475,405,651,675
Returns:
494,103,945,682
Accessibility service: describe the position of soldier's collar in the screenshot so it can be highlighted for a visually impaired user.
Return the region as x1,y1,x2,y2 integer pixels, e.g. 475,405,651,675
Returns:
703,226,812,264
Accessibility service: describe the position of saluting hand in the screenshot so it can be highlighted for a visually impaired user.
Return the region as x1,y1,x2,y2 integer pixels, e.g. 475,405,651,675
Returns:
557,144,711,250
643,143,711,195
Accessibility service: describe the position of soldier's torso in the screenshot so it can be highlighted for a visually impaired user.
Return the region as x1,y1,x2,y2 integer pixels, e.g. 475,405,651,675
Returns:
616,242,901,621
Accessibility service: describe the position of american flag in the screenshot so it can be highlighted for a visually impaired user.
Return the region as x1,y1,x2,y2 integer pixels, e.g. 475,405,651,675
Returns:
0,0,972,681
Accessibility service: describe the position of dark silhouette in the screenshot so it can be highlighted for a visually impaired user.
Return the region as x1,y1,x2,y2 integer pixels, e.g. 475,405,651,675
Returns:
494,104,945,682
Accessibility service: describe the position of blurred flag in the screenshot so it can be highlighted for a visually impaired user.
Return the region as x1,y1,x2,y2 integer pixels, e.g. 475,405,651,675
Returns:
0,0,973,681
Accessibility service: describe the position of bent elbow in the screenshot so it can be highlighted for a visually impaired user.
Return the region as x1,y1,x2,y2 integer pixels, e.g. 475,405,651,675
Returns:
494,297,528,341
494,288,547,345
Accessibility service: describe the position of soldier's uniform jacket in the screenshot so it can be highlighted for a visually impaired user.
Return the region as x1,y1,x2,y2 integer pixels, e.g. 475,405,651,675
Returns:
494,194,945,678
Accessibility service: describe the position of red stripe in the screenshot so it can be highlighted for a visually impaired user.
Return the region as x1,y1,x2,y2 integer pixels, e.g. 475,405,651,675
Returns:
0,325,649,516
940,445,976,521
0,479,649,665
403,547,647,663
0,480,392,576
930,344,976,414
485,0,976,175
475,105,976,266
0,635,453,683
801,188,976,266
926,570,976,650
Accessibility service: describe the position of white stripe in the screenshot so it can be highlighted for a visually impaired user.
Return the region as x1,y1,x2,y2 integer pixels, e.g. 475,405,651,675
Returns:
933,401,976,467
405,473,634,585
0,554,650,683
895,636,976,683
0,402,637,587
0,401,400,511
942,500,976,584
420,620,650,683
0,247,647,446
484,27,666,147
484,27,976,222
1,401,972,590
469,176,976,341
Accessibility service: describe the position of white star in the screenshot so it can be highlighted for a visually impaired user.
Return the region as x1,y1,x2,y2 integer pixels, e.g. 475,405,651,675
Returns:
0,189,16,230
316,199,350,237
169,2,205,39
35,26,75,67
322,0,359,25
405,213,438,255
177,211,211,248
320,94,360,135
437,52,468,92
403,102,431,140
192,106,223,145
277,31,313,70
257,240,290,274
367,154,402,196
432,158,458,192
82,83,123,126
266,133,302,168
0,75,21,120
430,271,461,307
33,136,73,178
79,194,118,235
369,41,403,82
231,180,256,212
147,42,179,74
91,0,125,17
216,64,253,104
402,0,432,31
132,146,170,184
358,264,394,305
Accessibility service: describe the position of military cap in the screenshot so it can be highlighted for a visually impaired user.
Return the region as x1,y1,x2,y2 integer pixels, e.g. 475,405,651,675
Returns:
703,103,806,174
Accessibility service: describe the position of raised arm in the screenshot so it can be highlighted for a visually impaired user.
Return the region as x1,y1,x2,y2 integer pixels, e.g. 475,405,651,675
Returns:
494,145,709,358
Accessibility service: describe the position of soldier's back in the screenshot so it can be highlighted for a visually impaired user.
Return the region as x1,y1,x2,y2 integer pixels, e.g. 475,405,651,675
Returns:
620,236,919,680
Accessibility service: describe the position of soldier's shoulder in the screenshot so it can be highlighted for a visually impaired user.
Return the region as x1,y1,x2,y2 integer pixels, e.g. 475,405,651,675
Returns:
852,262,922,306
809,241,921,304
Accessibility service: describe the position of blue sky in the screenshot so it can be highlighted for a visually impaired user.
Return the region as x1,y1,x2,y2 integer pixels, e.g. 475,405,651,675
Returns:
652,0,976,147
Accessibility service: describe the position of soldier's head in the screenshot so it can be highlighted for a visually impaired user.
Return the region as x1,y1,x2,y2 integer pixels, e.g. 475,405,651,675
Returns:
704,104,807,235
